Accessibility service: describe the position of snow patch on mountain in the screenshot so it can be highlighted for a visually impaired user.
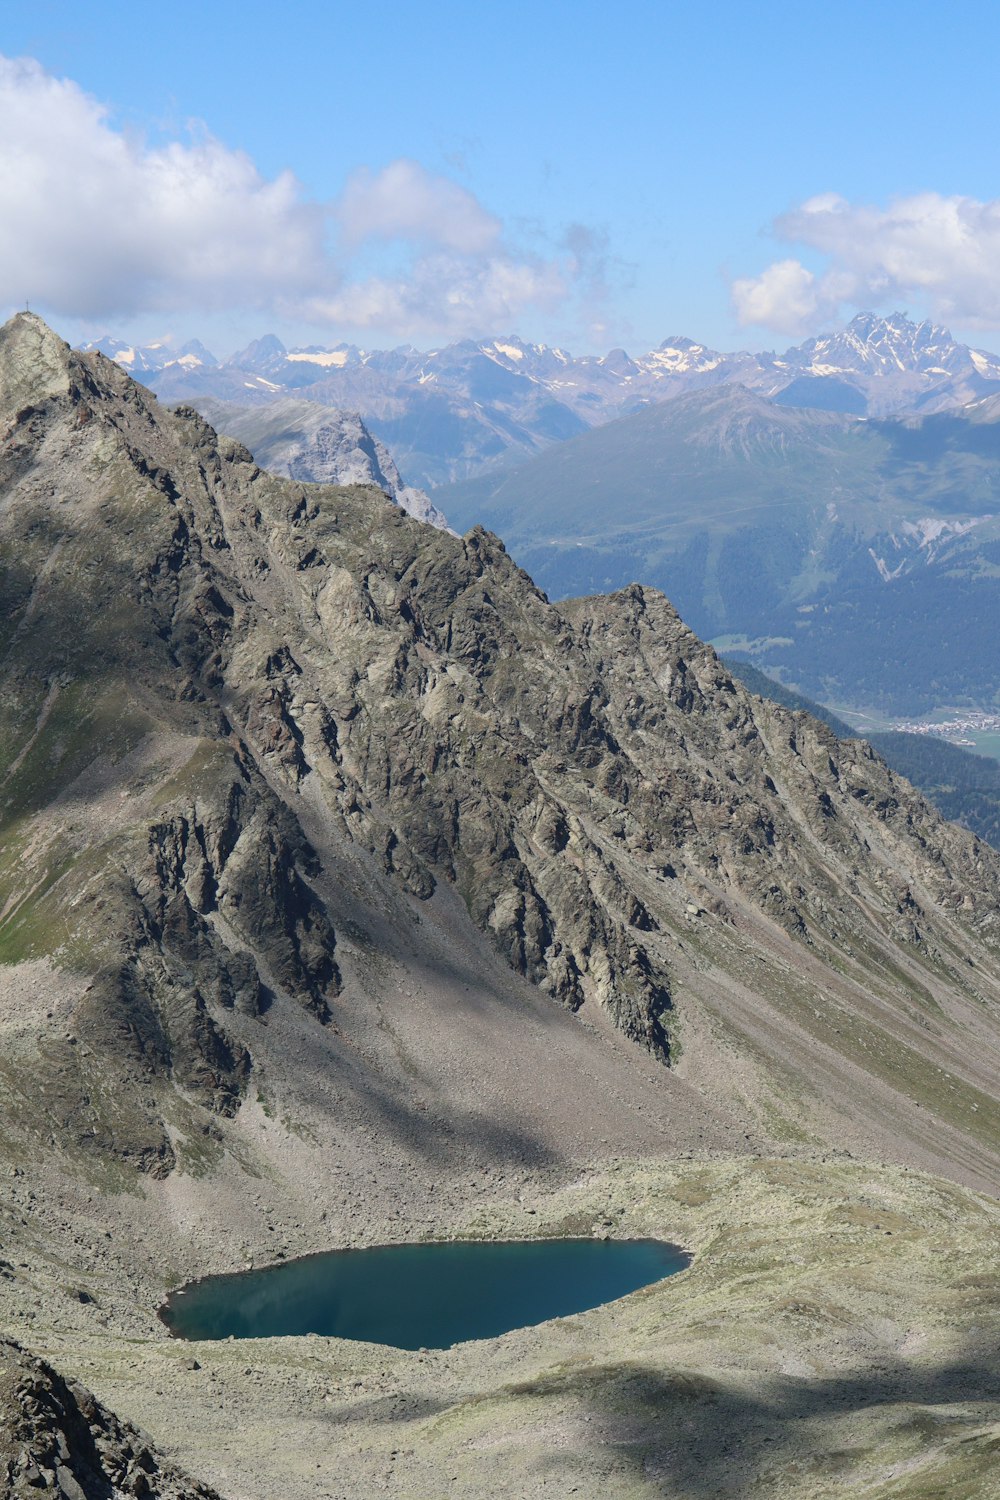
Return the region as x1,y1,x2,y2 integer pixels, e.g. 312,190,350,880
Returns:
287,350,351,367
900,516,986,551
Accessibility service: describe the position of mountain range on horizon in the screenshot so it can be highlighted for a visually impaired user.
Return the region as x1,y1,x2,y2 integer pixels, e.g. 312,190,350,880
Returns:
82,312,1000,490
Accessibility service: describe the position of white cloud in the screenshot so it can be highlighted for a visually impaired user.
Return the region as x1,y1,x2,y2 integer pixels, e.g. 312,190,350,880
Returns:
322,159,570,336
0,55,584,340
308,251,567,338
731,259,828,336
337,160,500,254
0,55,329,317
733,191,1000,335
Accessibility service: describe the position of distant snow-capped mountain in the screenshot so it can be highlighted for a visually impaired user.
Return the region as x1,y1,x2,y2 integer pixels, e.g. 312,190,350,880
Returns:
81,313,1000,489
760,313,1000,417
83,335,218,374
790,311,996,378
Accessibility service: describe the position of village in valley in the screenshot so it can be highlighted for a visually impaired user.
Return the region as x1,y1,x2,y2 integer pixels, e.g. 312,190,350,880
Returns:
887,710,1000,747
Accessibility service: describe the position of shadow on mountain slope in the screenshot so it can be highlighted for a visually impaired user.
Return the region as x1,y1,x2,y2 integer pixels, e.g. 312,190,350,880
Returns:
518,1349,1000,1497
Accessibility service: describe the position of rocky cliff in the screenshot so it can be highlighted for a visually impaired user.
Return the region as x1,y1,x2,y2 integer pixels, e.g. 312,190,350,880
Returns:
0,1338,218,1498
190,396,451,529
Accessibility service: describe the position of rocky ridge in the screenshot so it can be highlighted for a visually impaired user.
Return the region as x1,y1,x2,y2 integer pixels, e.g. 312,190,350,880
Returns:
0,1338,218,1499
189,396,451,530
4,310,1000,1194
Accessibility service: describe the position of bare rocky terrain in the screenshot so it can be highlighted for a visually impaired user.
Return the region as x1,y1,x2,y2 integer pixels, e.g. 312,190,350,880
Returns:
0,1335,220,1498
2,312,1000,1497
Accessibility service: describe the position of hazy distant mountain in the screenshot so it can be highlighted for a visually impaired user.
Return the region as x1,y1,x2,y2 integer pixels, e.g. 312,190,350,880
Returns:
435,382,1000,712
82,313,1000,490
225,332,288,373
141,333,593,486
191,397,451,529
769,312,1000,417
83,334,218,375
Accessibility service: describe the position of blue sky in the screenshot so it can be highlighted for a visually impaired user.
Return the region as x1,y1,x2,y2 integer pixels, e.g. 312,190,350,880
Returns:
4,0,1000,355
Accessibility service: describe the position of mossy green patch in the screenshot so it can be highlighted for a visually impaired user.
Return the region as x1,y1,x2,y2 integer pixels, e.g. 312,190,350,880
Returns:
0,679,151,825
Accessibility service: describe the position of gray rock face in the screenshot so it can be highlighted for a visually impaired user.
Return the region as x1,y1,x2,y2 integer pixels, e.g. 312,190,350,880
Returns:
0,1338,219,1498
190,397,451,529
5,312,1000,1185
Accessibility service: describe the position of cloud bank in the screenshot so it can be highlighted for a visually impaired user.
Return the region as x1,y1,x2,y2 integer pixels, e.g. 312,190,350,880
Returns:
733,192,1000,335
0,55,327,318
316,160,568,334
337,159,500,254
0,56,577,337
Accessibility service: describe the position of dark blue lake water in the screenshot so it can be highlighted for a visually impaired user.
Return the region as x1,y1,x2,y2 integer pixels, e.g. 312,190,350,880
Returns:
160,1237,689,1349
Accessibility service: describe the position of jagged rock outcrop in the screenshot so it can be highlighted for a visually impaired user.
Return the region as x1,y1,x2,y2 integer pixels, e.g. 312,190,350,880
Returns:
3,312,1000,1180
0,1338,219,1498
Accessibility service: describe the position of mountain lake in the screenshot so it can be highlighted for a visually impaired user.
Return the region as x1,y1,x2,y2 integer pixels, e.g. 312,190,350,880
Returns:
160,1237,690,1349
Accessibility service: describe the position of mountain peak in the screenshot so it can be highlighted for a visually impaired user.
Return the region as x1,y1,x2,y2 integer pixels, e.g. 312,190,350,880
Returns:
782,309,996,391
0,311,73,423
175,337,218,367
600,346,639,375
844,309,954,344
226,332,288,371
